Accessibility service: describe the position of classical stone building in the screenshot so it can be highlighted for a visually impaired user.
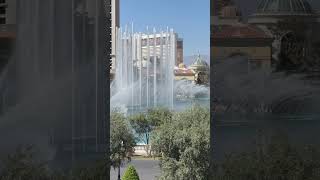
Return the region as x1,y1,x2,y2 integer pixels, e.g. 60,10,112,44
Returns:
174,64,194,81
211,5,273,69
248,0,320,68
212,0,320,71
175,54,209,84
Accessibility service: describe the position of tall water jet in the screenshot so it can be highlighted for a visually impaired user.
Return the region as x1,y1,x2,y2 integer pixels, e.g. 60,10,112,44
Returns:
0,0,110,169
111,25,177,112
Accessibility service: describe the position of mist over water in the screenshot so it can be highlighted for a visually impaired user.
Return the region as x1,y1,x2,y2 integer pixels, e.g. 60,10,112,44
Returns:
213,56,320,114
212,56,320,161
175,79,209,99
0,60,73,162
0,60,101,166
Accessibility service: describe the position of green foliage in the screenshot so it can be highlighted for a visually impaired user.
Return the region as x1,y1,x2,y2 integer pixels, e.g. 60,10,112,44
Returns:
70,159,109,180
122,165,140,180
110,109,136,169
129,113,151,145
146,107,173,127
151,105,210,180
129,107,172,145
213,132,320,180
0,145,51,180
0,145,110,180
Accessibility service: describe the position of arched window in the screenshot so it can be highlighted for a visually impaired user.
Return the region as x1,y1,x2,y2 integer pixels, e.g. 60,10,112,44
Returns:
280,32,304,67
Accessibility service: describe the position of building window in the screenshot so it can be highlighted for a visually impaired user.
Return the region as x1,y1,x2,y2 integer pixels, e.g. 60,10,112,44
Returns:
0,6,5,14
0,17,5,24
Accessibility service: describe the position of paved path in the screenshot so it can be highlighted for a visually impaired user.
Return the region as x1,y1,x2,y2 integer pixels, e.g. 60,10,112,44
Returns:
110,159,160,180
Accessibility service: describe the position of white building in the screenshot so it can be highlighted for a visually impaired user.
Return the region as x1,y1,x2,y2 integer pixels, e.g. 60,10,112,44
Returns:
133,32,183,67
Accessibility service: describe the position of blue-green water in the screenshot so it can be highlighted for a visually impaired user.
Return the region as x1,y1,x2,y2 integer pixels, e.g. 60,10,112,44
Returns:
213,113,320,161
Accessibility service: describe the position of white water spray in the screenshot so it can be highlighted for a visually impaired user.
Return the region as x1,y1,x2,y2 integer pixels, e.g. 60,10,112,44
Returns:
111,24,177,111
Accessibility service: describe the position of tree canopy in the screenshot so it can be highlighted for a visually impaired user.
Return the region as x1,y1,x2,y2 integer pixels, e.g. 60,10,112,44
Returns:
122,165,140,180
110,109,136,169
213,132,320,180
151,105,210,180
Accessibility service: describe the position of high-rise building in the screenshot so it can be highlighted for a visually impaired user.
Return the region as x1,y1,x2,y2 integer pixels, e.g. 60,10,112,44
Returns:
176,38,183,65
138,32,183,66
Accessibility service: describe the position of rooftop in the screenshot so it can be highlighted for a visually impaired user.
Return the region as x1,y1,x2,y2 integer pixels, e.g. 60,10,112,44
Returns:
256,0,314,15
189,54,209,71
212,25,271,39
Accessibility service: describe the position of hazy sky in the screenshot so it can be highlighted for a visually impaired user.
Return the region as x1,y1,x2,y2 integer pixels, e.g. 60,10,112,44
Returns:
120,0,210,57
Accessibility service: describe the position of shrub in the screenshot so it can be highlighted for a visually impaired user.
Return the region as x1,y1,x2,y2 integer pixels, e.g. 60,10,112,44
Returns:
122,165,140,180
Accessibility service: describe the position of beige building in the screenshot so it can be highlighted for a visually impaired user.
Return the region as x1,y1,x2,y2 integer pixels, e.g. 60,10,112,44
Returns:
139,33,183,66
211,0,320,71
174,63,194,81
248,0,320,65
175,55,209,84
211,5,273,70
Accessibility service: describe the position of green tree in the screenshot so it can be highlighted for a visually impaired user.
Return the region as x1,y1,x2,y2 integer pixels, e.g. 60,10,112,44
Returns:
151,105,210,180
213,131,320,180
129,113,150,145
0,145,111,179
146,107,173,126
122,165,140,180
110,109,136,180
129,107,172,156
70,159,109,180
0,145,51,180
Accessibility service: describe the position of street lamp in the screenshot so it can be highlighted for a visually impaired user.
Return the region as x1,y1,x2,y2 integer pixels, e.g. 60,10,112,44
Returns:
118,140,124,180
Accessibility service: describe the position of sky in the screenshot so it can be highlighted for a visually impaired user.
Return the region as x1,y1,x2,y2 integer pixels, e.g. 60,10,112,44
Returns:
120,0,210,57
